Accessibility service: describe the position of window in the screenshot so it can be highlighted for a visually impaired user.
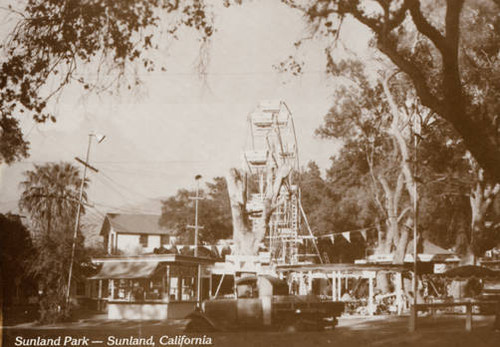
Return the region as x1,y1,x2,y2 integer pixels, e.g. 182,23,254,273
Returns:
181,277,195,300
146,279,163,300
139,234,148,247
113,279,130,300
237,282,258,298
169,277,179,301
110,279,163,302
169,265,197,301
160,234,169,245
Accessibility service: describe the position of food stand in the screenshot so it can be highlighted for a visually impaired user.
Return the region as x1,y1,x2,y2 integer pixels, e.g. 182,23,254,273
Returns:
90,254,215,320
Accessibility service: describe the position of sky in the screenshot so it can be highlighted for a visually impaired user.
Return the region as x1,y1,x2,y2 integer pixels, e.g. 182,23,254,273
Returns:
0,0,371,224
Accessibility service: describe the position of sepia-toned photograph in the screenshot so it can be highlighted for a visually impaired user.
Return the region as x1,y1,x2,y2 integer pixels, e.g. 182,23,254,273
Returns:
1,1,500,346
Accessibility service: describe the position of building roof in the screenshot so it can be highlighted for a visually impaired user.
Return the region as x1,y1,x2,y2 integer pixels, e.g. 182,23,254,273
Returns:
99,213,170,236
276,262,412,273
90,261,160,279
361,240,459,265
406,239,454,255
442,265,500,279
91,253,216,265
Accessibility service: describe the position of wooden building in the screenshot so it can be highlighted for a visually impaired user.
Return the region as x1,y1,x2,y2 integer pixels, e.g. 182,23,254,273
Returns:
100,213,176,255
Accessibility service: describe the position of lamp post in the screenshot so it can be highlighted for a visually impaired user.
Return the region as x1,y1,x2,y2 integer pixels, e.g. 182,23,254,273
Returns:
65,133,105,309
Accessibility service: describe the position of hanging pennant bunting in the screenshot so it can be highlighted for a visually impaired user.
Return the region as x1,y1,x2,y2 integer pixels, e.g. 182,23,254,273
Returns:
329,235,335,244
360,229,367,241
216,245,225,255
342,232,351,243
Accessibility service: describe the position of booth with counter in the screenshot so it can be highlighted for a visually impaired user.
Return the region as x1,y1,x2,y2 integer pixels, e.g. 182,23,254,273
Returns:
90,254,215,320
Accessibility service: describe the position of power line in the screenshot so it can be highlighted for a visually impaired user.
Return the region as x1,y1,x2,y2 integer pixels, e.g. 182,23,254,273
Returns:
93,160,210,164
90,201,160,215
91,166,184,177
96,170,154,200
88,173,134,203
90,171,150,203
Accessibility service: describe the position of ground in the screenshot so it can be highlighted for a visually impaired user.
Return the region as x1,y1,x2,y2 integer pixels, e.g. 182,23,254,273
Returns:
2,315,500,347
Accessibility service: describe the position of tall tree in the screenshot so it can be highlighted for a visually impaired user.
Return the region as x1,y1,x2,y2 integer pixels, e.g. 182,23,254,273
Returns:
159,176,233,245
18,162,88,322
285,0,500,182
463,156,500,262
202,177,233,243
299,161,337,236
317,59,417,263
299,161,371,263
19,162,87,238
226,164,291,256
0,213,35,307
319,57,499,263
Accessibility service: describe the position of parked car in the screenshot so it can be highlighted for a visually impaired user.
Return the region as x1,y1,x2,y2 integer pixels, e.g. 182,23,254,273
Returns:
185,275,344,332
478,280,500,314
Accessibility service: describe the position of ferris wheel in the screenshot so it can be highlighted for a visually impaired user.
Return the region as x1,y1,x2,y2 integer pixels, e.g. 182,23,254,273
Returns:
242,100,321,265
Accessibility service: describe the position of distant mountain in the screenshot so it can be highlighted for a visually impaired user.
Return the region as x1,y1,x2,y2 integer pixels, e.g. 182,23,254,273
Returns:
116,197,166,215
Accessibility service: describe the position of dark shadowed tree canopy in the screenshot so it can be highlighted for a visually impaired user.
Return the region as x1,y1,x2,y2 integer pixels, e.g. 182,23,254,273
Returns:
286,0,500,182
0,0,213,164
0,213,35,306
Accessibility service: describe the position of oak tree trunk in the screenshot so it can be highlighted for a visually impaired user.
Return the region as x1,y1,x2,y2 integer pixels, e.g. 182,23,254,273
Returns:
226,165,290,256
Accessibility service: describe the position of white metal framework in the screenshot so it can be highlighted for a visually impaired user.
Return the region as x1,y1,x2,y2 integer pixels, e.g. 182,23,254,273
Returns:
243,100,321,265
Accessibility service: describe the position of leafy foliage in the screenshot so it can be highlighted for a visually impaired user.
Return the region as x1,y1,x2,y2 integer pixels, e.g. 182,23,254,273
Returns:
299,161,372,262
0,213,35,306
19,162,87,237
18,162,93,322
316,56,499,261
0,0,214,164
285,0,500,182
159,176,232,245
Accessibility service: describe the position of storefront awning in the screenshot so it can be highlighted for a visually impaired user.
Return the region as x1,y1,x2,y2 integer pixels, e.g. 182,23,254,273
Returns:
90,261,159,279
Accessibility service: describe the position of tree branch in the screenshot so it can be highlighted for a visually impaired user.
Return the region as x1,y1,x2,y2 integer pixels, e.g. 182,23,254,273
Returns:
377,38,444,115
441,0,465,117
406,0,446,53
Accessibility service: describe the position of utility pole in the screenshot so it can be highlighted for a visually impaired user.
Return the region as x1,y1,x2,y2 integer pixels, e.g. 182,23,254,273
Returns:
410,114,419,332
187,174,204,257
187,174,203,306
66,133,104,310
